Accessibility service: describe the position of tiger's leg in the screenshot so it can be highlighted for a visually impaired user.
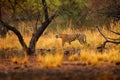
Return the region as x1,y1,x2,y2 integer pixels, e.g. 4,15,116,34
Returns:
62,40,65,47
83,37,87,44
78,35,87,44
83,35,87,44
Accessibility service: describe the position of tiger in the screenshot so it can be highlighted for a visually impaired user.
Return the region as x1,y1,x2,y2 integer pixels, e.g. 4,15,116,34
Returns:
56,33,87,47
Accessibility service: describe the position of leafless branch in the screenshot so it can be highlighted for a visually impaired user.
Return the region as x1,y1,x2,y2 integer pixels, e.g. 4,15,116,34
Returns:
97,26,120,52
107,37,120,41
109,30,120,35
0,19,28,51
96,26,108,40
34,11,41,33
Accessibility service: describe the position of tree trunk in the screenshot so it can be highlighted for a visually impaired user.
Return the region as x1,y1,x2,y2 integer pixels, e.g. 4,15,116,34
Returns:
28,14,57,55
27,0,57,55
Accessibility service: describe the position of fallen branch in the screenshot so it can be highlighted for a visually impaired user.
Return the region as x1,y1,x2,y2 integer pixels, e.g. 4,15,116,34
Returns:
96,26,120,52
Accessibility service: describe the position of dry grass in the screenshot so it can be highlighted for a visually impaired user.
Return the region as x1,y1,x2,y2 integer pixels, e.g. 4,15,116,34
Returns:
37,52,63,68
68,53,80,61
0,34,22,50
11,53,29,68
0,22,120,67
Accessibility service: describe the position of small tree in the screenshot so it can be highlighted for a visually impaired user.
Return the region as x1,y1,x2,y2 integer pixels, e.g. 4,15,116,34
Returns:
0,0,58,55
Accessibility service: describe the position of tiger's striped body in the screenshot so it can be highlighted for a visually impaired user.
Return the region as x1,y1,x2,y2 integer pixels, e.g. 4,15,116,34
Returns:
56,33,86,46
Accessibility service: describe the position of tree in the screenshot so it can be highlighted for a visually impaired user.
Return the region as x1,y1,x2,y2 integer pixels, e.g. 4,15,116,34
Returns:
58,0,88,27
0,0,58,55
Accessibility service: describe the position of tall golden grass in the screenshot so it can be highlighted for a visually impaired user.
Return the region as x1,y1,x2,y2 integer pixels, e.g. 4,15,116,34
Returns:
37,52,63,68
0,22,120,67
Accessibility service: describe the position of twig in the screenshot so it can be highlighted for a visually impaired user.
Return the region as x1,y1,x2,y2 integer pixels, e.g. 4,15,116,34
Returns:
109,30,120,35
96,26,108,40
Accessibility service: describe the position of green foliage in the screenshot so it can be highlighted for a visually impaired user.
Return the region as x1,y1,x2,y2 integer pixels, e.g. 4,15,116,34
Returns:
1,0,119,29
56,0,89,28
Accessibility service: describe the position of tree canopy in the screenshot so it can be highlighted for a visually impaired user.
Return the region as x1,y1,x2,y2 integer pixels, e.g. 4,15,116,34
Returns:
1,0,120,28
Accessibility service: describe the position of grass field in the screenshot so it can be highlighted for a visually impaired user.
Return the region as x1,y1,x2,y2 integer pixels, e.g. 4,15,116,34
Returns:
0,23,120,67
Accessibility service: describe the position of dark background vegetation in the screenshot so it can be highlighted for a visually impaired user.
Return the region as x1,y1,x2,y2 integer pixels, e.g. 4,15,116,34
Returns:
0,0,120,30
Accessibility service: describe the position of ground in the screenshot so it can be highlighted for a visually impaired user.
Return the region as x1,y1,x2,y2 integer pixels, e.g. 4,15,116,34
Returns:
0,50,120,80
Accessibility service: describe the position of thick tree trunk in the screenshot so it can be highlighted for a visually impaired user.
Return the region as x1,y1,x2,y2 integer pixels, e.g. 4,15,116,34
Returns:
28,14,57,55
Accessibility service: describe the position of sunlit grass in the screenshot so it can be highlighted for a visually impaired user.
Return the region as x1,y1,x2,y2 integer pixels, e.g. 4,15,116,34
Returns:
0,35,22,50
36,36,62,49
37,52,63,68
0,22,120,67
68,53,80,61
109,49,120,63
80,50,99,65
80,48,120,65
11,53,29,68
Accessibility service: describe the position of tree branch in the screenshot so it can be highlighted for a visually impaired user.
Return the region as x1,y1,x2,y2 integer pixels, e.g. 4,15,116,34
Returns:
0,20,28,51
28,13,58,54
35,11,40,33
96,26,108,40
109,30,120,35
97,26,120,52
27,0,58,55
42,0,49,20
